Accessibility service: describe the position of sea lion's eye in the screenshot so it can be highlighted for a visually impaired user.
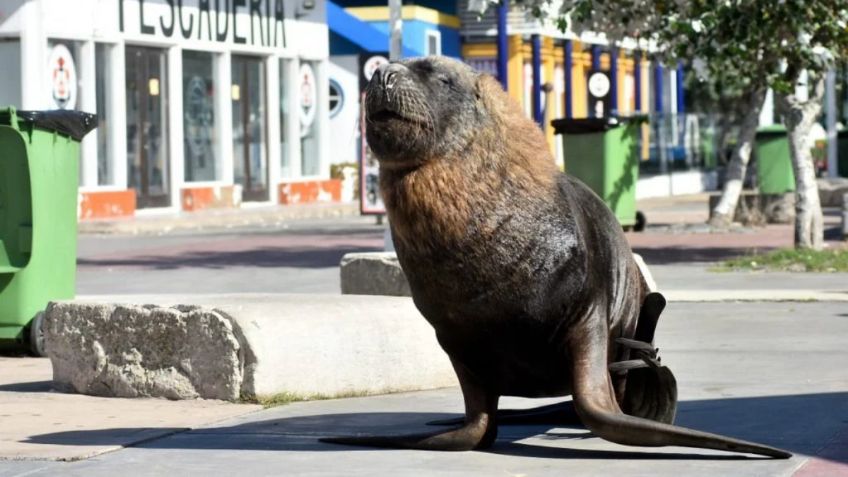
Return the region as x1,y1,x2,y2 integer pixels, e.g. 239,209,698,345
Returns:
437,75,453,86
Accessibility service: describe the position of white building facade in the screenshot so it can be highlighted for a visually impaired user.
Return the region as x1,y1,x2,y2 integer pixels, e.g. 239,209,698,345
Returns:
0,0,336,218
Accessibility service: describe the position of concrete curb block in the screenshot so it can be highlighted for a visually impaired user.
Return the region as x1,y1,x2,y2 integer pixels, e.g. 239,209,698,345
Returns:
46,294,457,401
341,252,660,295
340,252,411,296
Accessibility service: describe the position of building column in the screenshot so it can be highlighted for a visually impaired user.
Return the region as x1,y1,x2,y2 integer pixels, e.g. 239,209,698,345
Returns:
591,44,601,71
167,46,184,210
496,1,508,90
609,46,618,116
563,39,573,118
542,36,555,152
531,34,542,127
590,44,601,117
19,0,45,109
653,60,664,114
266,56,281,203
215,52,234,186
286,57,302,179
634,51,642,113
111,43,128,190
79,40,98,188
315,59,331,179
507,35,523,105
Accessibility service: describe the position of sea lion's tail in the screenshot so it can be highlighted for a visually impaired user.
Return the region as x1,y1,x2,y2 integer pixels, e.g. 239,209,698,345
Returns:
573,401,791,458
572,311,791,459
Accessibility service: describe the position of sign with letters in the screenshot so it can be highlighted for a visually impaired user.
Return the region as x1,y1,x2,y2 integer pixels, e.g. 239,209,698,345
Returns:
118,0,287,48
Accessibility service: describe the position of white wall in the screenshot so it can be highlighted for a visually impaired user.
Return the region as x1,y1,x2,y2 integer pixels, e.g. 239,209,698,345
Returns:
328,56,360,166
3,0,332,209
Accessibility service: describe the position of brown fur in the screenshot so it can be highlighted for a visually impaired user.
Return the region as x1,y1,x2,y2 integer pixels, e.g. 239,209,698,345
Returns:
381,74,558,256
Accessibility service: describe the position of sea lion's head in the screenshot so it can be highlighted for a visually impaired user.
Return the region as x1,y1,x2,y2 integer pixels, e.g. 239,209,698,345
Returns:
365,56,500,169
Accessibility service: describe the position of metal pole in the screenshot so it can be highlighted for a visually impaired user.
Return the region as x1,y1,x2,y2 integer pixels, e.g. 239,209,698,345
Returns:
826,68,838,178
531,34,543,127
564,39,573,118
496,1,508,90
389,0,402,61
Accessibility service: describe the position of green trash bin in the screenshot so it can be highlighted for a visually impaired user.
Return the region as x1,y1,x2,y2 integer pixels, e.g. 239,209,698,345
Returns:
837,129,848,178
0,107,96,354
755,125,795,194
552,116,644,228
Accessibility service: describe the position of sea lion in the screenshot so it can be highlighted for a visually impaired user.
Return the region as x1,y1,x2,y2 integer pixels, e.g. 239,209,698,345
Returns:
323,56,790,459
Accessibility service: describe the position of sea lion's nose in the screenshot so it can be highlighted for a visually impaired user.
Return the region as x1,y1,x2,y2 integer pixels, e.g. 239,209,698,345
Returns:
376,63,407,90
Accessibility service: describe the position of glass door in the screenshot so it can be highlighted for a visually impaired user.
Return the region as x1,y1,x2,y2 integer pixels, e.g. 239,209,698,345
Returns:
231,55,268,202
125,46,170,208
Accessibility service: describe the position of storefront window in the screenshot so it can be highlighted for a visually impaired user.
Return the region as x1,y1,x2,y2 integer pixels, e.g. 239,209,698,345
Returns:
299,61,320,176
95,43,113,185
232,55,268,201
125,46,170,208
183,50,219,182
280,59,290,178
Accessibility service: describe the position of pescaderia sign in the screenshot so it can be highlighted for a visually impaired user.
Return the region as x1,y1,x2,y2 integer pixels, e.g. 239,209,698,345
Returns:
118,0,287,48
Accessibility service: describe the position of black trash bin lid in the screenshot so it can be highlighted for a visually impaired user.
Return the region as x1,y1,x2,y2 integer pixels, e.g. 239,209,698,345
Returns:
0,108,97,141
552,115,647,135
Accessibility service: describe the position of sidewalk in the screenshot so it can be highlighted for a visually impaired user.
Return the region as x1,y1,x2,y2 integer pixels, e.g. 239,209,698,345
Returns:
2,301,846,476
0,357,261,461
78,202,362,236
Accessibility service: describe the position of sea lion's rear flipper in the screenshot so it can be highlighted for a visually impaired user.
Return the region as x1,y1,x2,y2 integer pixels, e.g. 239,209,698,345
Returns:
620,364,678,425
570,316,791,459
635,292,666,344
322,364,499,451
427,400,580,426
611,336,678,424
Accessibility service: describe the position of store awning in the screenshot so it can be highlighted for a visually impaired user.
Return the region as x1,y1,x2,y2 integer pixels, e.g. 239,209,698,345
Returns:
327,1,418,56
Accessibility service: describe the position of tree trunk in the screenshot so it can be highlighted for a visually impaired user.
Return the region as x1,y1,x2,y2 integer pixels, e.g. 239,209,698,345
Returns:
709,88,767,226
777,76,826,250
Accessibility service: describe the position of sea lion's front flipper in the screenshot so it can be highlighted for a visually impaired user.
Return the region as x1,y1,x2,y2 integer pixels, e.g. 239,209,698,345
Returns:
569,318,791,459
322,363,499,451
427,400,580,426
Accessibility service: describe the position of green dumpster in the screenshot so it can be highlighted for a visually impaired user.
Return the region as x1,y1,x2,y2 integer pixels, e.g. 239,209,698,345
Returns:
0,107,96,354
755,125,795,194
837,129,848,178
552,117,644,229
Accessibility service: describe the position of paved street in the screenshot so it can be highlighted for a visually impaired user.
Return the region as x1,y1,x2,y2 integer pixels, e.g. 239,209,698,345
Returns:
2,302,846,476
76,212,848,296
76,217,386,295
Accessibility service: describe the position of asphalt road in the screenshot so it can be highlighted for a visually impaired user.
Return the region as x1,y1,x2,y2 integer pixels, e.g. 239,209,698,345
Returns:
76,217,386,295
76,216,848,296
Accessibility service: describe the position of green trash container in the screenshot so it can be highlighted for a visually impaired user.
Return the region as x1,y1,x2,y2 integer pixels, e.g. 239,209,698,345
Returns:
837,129,848,178
755,125,795,194
552,116,644,228
0,107,96,354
